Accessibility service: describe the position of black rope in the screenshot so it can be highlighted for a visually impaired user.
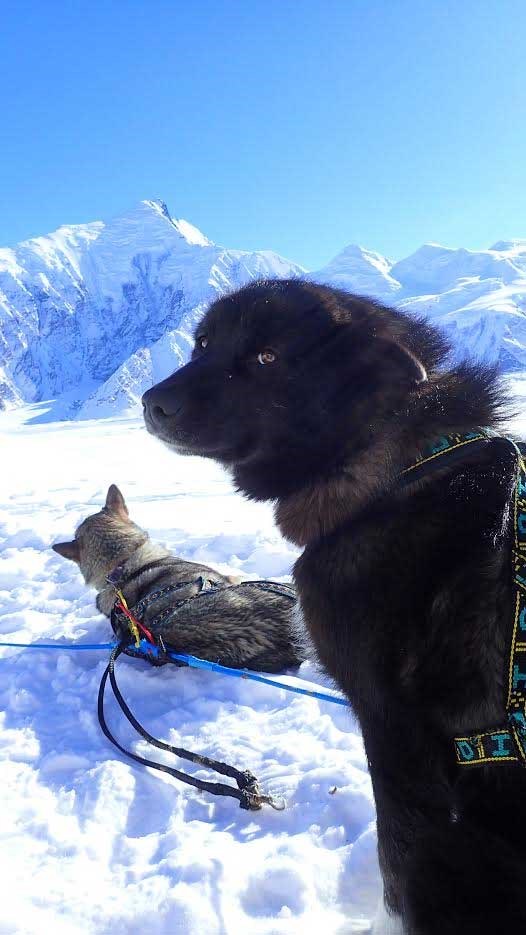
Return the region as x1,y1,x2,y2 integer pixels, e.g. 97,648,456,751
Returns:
97,643,279,809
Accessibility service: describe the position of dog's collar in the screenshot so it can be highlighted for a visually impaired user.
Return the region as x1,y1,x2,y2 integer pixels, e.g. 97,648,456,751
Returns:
106,557,175,590
105,557,215,648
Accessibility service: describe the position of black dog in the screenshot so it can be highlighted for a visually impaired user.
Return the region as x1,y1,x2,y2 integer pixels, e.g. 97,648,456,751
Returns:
143,279,526,934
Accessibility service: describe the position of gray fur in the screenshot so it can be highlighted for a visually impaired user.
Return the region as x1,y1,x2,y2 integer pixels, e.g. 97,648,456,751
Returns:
53,485,306,673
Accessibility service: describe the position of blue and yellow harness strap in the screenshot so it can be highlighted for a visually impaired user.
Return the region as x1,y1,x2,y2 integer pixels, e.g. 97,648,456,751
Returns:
402,431,526,767
451,438,526,766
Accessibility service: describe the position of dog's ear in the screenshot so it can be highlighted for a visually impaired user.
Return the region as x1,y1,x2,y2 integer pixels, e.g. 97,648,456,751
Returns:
377,337,428,385
105,484,129,520
52,540,81,563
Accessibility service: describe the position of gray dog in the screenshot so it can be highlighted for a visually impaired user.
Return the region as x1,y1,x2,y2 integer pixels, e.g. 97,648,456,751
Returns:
52,484,305,672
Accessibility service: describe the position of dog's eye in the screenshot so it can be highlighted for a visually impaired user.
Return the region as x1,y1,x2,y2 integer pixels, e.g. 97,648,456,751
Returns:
196,335,208,350
257,349,276,365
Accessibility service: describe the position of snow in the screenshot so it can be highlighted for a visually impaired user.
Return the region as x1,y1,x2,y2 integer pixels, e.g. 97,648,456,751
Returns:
3,197,526,931
312,245,401,297
0,405,384,934
0,200,305,413
3,199,526,419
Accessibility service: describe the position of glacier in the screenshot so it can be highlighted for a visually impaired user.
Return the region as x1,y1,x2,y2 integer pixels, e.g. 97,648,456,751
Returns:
1,199,526,419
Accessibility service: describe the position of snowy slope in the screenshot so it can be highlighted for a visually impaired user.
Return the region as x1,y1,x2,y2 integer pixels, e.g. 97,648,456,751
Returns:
391,243,526,369
0,200,304,416
312,245,401,298
0,408,381,934
2,384,525,934
2,203,526,421
313,240,526,371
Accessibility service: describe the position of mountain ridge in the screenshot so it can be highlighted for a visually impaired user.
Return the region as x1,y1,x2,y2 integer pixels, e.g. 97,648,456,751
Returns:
1,199,525,419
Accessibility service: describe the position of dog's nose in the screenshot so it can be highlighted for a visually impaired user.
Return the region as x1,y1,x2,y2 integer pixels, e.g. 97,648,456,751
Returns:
142,385,181,426
142,389,167,426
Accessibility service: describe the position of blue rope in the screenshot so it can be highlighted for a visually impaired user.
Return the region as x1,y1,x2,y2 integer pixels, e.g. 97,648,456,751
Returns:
0,638,349,706
0,641,115,650
167,649,349,706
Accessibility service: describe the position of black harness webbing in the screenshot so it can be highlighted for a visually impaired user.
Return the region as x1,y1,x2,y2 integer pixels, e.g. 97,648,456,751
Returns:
399,431,491,488
98,642,283,809
99,576,295,807
401,430,526,767
110,578,296,655
133,577,296,620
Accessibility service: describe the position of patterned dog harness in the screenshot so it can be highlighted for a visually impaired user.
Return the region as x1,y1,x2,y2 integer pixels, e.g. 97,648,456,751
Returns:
402,431,526,767
107,571,297,665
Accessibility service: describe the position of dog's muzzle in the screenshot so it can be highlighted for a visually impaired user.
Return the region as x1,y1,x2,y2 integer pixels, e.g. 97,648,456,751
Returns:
142,385,181,438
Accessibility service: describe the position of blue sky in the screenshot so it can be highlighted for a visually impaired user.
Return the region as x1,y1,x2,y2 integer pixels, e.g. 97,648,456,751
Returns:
1,0,525,268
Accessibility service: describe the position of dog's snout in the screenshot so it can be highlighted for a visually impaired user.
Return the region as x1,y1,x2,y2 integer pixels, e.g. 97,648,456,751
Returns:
142,384,185,442
143,388,174,419
151,403,167,420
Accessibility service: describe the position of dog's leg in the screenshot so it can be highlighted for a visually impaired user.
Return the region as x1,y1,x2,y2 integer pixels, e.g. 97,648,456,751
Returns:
402,820,526,935
399,768,526,935
370,748,526,934
363,721,453,926
371,771,450,920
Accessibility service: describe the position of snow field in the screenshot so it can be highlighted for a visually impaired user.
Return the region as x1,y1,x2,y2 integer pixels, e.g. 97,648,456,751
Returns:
0,406,382,934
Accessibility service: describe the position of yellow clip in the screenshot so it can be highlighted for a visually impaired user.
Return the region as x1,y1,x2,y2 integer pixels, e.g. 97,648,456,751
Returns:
116,588,141,648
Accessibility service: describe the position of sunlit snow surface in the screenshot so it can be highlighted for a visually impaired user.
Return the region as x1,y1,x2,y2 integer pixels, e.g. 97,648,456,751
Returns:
1,405,381,935
2,383,525,934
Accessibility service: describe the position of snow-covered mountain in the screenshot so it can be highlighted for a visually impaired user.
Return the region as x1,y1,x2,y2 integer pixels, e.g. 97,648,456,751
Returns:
0,200,304,418
1,199,526,420
313,240,526,372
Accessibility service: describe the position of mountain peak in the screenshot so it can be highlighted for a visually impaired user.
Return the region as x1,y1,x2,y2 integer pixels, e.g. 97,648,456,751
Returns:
312,242,400,296
490,239,526,254
140,198,212,246
3,209,526,421
142,198,173,221
104,200,212,248
391,241,524,293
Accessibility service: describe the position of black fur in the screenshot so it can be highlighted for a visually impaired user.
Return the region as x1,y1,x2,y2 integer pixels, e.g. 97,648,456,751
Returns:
143,279,525,933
